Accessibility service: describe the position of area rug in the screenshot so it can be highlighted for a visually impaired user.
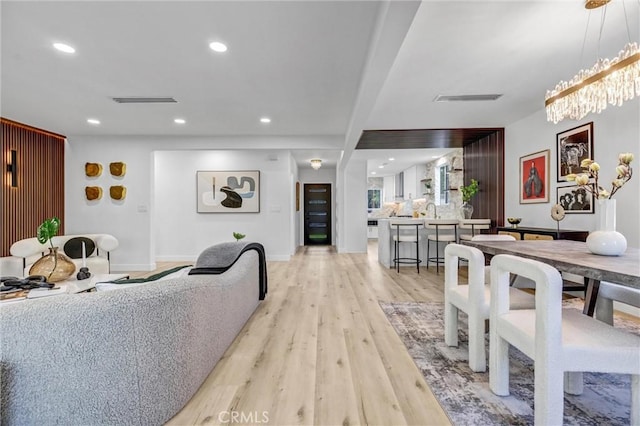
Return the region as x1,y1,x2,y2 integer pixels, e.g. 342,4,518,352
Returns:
380,300,637,426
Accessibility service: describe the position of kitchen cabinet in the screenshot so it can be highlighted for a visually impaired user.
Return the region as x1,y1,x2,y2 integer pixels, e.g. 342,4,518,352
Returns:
367,219,378,239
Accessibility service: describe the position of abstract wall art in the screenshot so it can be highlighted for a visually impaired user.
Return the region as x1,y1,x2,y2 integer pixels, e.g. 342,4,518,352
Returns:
197,170,260,213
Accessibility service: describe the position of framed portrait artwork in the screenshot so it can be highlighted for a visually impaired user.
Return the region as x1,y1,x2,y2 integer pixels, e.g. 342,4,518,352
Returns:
196,170,260,213
556,184,595,214
520,149,550,204
557,122,593,182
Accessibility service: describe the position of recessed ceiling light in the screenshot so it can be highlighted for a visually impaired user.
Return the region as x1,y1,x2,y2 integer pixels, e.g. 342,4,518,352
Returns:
371,171,377,175
431,155,439,158
53,43,75,53
378,165,384,169
87,118,100,125
209,41,228,53
174,118,186,124
388,157,395,161
260,117,271,124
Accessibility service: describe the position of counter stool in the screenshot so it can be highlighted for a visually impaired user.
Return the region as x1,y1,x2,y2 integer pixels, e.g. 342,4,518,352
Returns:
459,219,492,241
425,219,459,274
390,219,423,273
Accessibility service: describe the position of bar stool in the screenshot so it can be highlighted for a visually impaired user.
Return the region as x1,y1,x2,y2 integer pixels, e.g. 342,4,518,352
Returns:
459,218,492,241
424,219,459,274
389,219,423,273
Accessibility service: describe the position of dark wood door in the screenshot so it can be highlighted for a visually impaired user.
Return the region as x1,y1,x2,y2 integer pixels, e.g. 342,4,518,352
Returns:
304,183,331,245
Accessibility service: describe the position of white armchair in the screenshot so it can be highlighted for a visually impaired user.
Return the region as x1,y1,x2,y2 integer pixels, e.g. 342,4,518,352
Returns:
489,254,640,425
9,234,118,276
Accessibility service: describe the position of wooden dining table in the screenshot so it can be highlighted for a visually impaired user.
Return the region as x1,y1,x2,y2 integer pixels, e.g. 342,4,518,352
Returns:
462,239,640,316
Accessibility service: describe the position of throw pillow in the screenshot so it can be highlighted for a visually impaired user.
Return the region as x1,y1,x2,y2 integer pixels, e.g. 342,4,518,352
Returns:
63,237,96,259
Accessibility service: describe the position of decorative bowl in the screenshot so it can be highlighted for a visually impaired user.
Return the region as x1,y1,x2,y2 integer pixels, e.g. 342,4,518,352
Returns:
507,217,522,228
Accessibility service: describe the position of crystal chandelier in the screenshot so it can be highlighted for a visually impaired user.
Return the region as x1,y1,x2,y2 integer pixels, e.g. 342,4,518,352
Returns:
545,1,640,123
310,159,322,170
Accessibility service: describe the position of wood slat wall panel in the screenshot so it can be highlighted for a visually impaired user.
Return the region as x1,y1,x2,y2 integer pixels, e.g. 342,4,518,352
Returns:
462,130,505,231
1,118,66,257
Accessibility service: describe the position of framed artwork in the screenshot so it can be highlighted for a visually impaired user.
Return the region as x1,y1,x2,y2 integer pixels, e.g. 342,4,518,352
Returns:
520,149,549,204
197,170,260,213
557,122,593,182
296,181,300,212
556,184,595,214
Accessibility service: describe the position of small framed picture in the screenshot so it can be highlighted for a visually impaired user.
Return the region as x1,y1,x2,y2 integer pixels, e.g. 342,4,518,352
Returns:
556,185,595,214
520,149,550,204
557,122,593,182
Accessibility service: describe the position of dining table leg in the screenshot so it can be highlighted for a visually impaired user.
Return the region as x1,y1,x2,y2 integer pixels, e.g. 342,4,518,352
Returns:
582,278,601,316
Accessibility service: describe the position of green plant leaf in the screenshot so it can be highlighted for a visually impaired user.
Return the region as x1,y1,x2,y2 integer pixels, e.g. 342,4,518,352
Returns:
461,179,479,202
233,232,246,241
36,217,60,246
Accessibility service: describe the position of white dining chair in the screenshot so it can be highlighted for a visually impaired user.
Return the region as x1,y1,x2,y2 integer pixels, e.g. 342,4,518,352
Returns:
489,254,640,425
444,243,534,372
596,281,640,326
469,234,543,290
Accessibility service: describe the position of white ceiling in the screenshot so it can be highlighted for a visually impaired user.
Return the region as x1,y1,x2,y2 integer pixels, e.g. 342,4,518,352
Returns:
2,0,639,173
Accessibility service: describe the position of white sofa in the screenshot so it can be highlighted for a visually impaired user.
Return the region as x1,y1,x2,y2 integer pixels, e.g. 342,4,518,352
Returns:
7,234,118,277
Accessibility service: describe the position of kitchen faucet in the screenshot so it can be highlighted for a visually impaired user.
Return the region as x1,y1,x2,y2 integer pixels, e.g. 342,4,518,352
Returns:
426,202,438,219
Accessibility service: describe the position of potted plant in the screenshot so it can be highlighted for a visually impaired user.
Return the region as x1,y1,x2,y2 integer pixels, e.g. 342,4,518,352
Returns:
460,179,479,219
29,217,75,282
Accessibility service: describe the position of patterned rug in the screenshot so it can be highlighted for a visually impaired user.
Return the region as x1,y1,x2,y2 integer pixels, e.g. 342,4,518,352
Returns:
380,300,637,426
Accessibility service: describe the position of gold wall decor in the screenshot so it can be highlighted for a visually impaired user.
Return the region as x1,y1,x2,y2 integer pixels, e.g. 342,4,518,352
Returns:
110,185,126,200
109,162,126,177
85,162,103,177
85,186,103,200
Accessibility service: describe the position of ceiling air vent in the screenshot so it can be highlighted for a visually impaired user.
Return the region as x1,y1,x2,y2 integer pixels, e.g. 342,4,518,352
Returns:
112,97,177,104
434,94,502,102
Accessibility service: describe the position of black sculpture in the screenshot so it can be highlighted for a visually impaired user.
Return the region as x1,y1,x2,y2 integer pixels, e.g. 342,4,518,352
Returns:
220,186,243,208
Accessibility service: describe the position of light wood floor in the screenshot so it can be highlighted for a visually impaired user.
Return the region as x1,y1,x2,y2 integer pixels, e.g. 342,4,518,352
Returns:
147,242,452,426
128,242,639,426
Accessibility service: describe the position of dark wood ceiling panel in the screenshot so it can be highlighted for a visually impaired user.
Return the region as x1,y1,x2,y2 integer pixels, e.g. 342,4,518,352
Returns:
356,128,502,150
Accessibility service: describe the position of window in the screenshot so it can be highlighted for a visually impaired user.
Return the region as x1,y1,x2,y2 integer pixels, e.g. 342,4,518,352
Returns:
436,165,450,205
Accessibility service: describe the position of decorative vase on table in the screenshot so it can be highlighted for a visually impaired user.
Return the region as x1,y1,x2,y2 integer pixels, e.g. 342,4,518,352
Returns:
29,247,75,282
586,199,627,256
460,202,474,219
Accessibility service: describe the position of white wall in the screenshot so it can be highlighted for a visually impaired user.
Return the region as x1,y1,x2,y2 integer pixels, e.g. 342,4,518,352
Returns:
338,159,368,253
153,150,293,262
64,136,333,270
505,100,640,248
65,138,156,271
299,167,337,246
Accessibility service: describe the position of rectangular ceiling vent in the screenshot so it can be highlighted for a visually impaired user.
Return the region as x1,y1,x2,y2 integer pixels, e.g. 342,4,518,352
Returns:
434,94,502,102
112,97,177,104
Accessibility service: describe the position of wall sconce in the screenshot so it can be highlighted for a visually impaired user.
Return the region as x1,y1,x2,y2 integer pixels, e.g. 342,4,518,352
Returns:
7,149,17,187
310,159,322,170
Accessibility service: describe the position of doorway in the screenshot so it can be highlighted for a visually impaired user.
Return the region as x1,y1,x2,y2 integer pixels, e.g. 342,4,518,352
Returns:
304,183,332,245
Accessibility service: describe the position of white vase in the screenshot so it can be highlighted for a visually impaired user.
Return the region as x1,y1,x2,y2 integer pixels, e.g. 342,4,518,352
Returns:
586,199,627,256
